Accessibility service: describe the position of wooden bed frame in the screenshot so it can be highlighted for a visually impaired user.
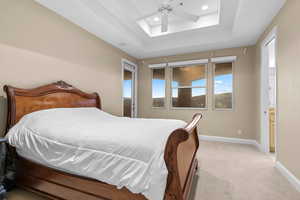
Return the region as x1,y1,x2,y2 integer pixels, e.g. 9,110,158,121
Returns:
4,81,202,200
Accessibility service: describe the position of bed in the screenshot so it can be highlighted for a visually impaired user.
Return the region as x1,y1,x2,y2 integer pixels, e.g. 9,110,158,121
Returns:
4,81,202,200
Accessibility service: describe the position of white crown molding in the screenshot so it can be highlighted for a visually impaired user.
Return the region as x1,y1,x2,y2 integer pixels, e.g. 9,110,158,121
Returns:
275,162,300,193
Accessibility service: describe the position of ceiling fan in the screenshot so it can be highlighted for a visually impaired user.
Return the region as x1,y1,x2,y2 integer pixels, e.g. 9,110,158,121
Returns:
141,0,200,33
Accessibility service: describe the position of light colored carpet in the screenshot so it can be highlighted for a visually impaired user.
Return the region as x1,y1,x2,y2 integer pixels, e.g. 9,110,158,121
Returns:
7,141,300,200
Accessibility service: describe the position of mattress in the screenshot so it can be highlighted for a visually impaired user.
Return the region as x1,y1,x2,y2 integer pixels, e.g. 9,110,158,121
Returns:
6,108,186,200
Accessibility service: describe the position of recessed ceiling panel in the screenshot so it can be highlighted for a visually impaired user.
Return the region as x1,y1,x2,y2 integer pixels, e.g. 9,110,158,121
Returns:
34,0,286,58
137,0,220,37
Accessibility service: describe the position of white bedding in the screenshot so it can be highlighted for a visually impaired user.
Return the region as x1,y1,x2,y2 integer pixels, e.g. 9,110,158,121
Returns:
6,108,186,200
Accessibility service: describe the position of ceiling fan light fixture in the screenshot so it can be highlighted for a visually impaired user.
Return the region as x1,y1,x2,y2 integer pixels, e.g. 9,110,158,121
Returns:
139,0,202,34
153,17,160,22
202,5,209,10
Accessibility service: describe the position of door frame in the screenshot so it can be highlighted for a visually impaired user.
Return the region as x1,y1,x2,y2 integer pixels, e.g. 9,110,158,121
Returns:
260,26,278,157
121,58,138,117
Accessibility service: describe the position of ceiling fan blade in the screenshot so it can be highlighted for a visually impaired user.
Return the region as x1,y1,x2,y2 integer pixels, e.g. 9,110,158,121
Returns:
172,9,199,22
164,0,181,6
161,13,168,32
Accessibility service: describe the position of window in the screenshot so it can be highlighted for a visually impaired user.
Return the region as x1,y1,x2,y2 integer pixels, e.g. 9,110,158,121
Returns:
213,62,233,109
152,68,165,107
149,57,235,110
123,70,133,117
171,64,207,108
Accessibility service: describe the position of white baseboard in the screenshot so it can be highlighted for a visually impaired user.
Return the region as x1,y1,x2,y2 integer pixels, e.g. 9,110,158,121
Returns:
275,161,300,193
254,141,263,152
199,135,261,150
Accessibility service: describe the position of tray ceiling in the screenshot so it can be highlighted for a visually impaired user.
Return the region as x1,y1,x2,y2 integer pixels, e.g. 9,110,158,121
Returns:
34,0,286,59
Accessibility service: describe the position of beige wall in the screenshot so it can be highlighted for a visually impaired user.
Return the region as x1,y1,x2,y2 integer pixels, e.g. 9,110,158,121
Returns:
0,0,137,135
255,0,300,180
138,47,257,140
2,0,299,184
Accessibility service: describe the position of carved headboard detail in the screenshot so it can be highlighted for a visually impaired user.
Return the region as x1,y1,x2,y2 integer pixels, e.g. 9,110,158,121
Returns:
4,81,101,132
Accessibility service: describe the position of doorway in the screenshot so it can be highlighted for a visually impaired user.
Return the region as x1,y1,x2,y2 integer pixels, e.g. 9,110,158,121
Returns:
260,27,277,156
122,59,137,118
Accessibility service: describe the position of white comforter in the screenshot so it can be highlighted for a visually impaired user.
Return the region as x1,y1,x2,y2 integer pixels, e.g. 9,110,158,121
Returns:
6,108,186,200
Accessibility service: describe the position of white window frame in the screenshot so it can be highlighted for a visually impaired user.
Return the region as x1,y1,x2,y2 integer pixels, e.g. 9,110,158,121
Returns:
151,67,166,109
121,59,138,117
170,59,209,110
212,58,235,111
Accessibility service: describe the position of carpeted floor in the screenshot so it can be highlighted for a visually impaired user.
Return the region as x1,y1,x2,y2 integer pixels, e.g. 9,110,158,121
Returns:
7,141,300,200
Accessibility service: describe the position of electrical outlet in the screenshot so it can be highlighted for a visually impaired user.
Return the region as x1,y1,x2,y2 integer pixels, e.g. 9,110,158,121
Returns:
237,129,243,135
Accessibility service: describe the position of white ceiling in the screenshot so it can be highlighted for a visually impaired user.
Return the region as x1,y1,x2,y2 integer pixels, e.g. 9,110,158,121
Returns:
35,0,286,59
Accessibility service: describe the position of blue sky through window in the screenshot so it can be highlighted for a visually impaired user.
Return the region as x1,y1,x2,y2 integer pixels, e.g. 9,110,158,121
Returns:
152,79,165,98
192,79,206,87
214,74,233,94
123,80,132,98
192,88,205,97
172,81,178,88
172,89,178,98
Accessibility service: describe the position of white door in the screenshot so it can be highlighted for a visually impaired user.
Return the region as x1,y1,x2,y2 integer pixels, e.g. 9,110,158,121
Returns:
122,59,137,117
260,27,277,155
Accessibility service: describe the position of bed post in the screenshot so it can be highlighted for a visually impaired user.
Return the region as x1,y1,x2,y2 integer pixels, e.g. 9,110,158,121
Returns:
164,113,202,200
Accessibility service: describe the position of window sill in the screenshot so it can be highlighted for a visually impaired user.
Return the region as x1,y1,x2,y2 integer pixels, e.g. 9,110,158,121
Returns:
170,107,208,111
213,108,234,111
152,106,166,109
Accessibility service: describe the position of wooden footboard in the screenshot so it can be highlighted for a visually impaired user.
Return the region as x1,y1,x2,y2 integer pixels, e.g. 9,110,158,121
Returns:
4,81,202,200
15,114,202,200
164,113,202,200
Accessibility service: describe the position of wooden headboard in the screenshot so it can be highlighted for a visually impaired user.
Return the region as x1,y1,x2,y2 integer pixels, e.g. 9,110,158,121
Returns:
4,81,101,132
